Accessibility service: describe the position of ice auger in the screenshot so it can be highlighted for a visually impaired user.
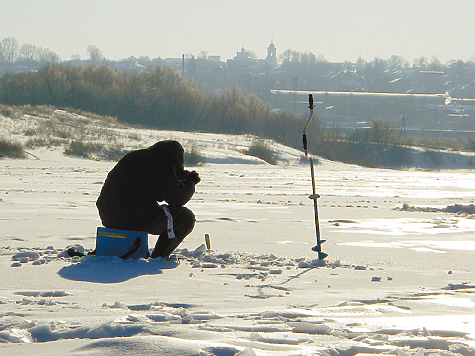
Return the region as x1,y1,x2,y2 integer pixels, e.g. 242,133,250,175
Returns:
302,94,327,260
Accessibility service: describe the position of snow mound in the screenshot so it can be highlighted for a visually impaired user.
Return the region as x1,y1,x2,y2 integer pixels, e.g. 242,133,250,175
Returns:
398,202,475,214
29,244,337,283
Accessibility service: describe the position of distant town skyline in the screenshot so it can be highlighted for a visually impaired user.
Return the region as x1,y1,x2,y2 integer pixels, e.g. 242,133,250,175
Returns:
2,0,475,64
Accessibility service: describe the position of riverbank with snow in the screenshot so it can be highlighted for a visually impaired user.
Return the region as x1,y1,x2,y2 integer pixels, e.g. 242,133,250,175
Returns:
1,132,475,355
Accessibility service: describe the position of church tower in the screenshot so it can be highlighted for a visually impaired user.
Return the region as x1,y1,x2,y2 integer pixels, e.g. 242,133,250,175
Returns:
266,38,277,67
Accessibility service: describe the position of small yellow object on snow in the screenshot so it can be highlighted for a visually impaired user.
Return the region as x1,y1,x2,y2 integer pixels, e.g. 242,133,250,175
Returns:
205,234,211,250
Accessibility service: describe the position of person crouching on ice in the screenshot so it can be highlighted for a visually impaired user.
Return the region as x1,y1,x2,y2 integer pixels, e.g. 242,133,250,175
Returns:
96,140,200,258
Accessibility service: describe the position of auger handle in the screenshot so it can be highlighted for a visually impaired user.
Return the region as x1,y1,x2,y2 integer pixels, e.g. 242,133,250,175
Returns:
303,94,314,152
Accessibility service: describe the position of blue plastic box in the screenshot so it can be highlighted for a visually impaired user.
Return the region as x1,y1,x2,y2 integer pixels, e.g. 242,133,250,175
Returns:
96,227,148,259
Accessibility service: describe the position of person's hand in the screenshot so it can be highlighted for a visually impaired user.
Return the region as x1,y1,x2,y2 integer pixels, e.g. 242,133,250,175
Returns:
188,170,201,184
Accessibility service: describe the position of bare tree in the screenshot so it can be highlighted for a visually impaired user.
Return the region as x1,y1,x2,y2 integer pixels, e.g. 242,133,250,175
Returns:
388,55,408,69
0,37,19,62
429,56,442,70
36,47,60,63
414,56,428,68
198,51,208,60
370,118,395,154
19,44,37,60
279,49,292,64
87,45,104,63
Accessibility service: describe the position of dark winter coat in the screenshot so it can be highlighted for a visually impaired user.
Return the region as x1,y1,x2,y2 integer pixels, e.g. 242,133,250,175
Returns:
96,140,196,231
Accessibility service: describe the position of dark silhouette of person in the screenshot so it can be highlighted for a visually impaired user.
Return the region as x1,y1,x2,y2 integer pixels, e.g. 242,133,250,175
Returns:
96,140,200,258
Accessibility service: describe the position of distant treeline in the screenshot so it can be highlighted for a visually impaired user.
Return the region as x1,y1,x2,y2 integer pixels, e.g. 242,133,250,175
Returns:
0,63,310,149
4,62,468,168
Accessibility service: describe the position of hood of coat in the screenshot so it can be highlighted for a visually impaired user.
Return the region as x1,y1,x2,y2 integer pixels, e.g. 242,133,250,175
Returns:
149,140,185,174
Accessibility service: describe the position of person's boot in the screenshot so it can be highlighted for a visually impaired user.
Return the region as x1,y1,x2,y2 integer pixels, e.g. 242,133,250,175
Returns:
150,233,184,258
150,233,168,258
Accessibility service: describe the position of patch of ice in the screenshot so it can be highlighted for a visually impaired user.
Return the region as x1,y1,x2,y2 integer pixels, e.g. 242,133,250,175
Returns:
289,322,332,335
14,291,69,297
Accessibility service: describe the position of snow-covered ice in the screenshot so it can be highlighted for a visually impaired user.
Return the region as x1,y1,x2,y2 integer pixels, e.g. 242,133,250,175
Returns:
1,119,475,355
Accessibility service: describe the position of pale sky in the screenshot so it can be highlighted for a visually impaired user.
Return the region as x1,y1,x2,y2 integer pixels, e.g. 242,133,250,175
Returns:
1,0,474,63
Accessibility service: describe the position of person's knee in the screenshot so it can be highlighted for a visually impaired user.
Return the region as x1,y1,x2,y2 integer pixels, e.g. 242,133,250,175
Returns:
150,207,195,258
178,206,195,235
183,207,195,229
146,209,167,235
168,206,195,237
148,205,195,237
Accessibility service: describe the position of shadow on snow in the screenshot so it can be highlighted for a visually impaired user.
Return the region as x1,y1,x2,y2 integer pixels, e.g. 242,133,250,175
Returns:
57,255,178,283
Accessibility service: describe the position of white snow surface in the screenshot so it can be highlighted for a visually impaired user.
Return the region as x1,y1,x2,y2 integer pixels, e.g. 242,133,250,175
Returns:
1,123,475,355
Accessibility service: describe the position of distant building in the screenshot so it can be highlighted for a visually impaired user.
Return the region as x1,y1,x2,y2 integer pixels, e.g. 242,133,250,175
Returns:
163,57,183,70
208,55,221,62
446,98,475,113
12,65,30,74
113,62,146,72
227,47,253,67
413,70,444,93
266,39,277,68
